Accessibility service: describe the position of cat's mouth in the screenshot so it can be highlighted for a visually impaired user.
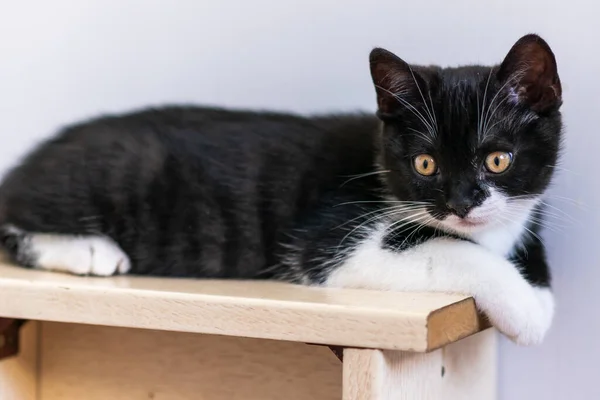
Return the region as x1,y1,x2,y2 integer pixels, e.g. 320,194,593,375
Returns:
454,217,488,228
442,214,492,231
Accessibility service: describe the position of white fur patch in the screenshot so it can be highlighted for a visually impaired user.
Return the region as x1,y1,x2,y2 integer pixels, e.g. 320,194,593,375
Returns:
29,234,131,276
433,188,539,257
472,196,539,257
325,226,554,346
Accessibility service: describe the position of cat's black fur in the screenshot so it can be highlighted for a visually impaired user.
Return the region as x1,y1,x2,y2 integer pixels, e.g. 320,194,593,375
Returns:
0,34,562,287
0,108,384,279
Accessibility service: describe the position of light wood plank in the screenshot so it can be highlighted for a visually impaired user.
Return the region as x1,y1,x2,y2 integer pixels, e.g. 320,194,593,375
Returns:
0,261,488,351
0,321,39,400
40,322,341,400
343,330,496,400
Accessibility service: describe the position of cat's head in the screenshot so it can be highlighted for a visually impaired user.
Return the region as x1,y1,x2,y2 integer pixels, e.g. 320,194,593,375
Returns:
370,34,563,235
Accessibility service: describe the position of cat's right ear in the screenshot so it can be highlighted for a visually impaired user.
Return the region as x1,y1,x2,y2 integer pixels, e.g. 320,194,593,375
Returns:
369,48,423,117
497,34,562,113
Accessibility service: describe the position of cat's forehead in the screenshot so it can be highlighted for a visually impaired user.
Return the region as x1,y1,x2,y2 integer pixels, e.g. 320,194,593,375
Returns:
423,67,491,142
437,66,494,104
439,65,492,84
432,66,530,145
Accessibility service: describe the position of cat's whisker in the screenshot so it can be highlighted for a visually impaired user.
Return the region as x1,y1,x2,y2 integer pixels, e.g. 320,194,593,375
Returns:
333,204,429,230
481,69,526,137
375,85,436,138
508,193,584,215
427,90,438,127
493,211,512,233
526,206,577,224
546,164,578,175
408,65,438,138
501,208,566,232
336,207,431,249
521,224,550,243
536,199,581,220
508,194,538,199
483,113,508,137
480,198,568,236
385,210,431,236
392,94,436,136
339,170,391,179
334,200,432,207
497,213,547,246
407,128,435,145
386,210,436,239
339,170,391,187
396,214,439,250
478,68,494,141
543,194,585,207
483,82,513,133
476,86,481,139
385,219,430,251
525,210,573,226
431,212,445,239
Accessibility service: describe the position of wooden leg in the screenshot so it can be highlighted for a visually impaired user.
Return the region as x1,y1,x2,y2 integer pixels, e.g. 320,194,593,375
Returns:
0,321,39,400
342,329,496,400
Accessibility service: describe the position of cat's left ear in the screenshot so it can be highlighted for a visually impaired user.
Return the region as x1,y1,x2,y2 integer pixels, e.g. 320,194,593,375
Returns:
369,48,427,118
497,34,562,113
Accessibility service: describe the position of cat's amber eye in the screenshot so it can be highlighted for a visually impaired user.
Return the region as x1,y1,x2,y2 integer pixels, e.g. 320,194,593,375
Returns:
413,154,438,176
485,151,513,174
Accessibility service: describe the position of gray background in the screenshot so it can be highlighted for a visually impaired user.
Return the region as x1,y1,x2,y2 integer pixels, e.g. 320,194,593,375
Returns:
1,1,596,398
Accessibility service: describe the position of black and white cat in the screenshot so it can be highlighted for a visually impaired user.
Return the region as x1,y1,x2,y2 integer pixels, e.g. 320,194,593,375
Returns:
0,34,562,345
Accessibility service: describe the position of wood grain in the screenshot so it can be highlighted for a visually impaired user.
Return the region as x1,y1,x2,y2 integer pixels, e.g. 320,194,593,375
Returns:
342,329,497,400
0,260,486,351
427,296,491,350
40,322,342,400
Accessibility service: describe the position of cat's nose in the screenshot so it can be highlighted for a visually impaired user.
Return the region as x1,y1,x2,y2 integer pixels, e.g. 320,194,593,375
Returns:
446,198,474,218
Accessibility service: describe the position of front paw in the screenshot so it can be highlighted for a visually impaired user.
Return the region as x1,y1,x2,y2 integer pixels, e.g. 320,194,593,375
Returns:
476,285,554,346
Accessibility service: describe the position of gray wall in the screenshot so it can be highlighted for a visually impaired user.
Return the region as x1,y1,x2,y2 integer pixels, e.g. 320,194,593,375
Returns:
1,1,597,398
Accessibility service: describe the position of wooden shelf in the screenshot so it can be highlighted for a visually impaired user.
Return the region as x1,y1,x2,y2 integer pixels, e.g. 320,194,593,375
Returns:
0,257,488,352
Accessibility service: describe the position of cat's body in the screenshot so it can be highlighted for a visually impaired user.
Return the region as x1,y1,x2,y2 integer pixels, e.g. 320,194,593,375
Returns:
0,107,383,279
0,34,562,345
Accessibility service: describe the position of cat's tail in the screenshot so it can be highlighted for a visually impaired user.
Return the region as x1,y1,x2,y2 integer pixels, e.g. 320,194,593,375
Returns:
0,191,32,267
0,197,38,268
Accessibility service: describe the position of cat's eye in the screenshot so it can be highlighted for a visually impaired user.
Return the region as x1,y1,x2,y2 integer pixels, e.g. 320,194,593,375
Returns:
485,151,513,174
413,154,438,176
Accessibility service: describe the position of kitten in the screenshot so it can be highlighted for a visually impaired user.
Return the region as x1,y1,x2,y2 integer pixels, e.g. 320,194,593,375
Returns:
0,34,562,345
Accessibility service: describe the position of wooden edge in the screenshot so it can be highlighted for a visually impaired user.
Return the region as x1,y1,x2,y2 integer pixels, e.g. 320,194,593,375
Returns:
0,263,487,351
426,296,491,351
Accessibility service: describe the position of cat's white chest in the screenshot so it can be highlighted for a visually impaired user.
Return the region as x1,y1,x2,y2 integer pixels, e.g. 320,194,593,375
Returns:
471,219,527,257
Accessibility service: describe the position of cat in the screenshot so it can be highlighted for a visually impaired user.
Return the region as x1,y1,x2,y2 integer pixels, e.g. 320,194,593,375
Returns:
0,33,562,345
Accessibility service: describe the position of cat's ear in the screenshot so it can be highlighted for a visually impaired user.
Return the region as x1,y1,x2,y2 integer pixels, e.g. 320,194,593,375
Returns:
497,34,562,113
369,48,426,117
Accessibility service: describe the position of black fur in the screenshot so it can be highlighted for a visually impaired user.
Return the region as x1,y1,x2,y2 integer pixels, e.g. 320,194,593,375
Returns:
0,34,562,287
509,209,552,287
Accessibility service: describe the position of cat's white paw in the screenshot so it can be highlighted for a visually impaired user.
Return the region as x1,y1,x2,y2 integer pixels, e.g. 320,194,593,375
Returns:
475,283,554,346
30,233,130,276
323,233,554,346
90,237,131,275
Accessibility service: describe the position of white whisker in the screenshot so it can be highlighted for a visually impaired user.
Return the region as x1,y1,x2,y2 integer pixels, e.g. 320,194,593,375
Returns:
334,200,432,207
339,170,390,187
375,85,436,140
479,68,494,141
481,69,526,139
408,65,438,138
333,204,428,230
